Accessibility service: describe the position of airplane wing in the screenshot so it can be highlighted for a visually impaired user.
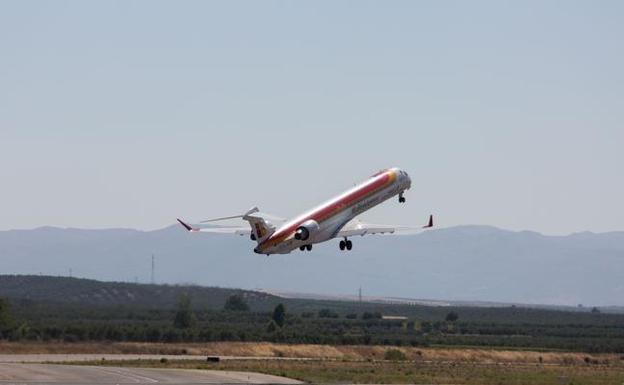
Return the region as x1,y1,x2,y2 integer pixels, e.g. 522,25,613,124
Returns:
337,215,433,237
176,219,251,236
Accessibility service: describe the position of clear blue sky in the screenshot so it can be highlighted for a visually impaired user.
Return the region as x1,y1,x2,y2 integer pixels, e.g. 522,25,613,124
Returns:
1,1,622,234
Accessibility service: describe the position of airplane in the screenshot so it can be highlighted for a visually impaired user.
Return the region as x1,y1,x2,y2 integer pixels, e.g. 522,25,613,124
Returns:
177,167,433,255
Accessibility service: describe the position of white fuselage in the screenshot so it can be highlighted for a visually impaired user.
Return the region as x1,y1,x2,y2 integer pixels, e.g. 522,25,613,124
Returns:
254,167,411,254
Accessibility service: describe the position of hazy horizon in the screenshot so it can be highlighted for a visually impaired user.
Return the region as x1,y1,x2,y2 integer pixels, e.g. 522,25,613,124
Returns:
1,1,623,235
5,222,624,238
2,223,623,306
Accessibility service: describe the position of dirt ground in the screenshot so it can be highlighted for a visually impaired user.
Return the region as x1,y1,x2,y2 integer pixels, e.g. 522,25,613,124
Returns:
1,341,622,367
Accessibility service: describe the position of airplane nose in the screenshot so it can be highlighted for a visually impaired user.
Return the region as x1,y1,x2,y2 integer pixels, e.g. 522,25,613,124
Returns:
402,170,412,188
253,247,261,254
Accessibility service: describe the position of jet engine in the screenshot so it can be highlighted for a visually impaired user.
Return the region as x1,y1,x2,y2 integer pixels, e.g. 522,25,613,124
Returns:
294,219,320,241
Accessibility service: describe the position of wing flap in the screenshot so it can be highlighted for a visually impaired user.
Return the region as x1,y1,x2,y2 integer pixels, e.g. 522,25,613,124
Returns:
337,215,433,237
337,223,398,237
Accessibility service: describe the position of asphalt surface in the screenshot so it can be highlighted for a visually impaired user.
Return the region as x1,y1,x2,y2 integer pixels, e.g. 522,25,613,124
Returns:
0,354,207,363
0,354,311,363
0,363,302,384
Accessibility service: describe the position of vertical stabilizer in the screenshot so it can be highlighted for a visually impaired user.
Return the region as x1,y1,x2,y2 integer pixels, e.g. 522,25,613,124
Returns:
243,207,275,243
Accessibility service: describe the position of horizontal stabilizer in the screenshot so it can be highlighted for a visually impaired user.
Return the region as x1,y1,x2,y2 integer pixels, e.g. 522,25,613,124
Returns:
177,218,195,231
176,218,250,236
200,207,260,223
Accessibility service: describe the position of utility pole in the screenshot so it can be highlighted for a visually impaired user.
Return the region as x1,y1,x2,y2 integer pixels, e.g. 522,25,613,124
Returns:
69,268,72,278
151,254,155,284
358,286,362,303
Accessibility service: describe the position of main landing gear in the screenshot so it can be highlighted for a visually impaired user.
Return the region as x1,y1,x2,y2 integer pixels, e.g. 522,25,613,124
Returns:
299,244,312,251
399,192,406,203
339,238,353,251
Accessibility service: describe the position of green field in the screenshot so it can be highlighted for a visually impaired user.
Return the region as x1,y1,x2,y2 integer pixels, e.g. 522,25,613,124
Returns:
1,275,624,354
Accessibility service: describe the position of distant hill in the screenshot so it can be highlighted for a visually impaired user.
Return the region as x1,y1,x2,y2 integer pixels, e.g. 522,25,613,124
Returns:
0,224,623,306
0,275,276,310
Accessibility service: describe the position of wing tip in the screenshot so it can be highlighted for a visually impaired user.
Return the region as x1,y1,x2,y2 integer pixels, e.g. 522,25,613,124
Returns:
422,214,434,229
177,218,194,231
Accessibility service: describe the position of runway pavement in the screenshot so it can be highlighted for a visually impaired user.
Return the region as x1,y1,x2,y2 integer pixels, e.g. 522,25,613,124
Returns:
0,363,302,384
0,354,311,363
0,354,207,363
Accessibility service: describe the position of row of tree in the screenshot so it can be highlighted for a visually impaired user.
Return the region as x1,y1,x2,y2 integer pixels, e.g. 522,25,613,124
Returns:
3,294,623,353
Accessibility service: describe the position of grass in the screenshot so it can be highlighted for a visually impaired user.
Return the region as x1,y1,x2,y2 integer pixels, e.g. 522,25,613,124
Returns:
3,341,623,366
66,358,624,385
5,340,622,384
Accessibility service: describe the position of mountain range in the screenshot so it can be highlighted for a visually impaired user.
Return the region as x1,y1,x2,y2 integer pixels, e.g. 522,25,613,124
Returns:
0,224,622,306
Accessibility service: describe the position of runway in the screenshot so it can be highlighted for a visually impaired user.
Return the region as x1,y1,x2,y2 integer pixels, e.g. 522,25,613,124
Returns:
0,354,207,363
0,354,310,363
0,363,302,384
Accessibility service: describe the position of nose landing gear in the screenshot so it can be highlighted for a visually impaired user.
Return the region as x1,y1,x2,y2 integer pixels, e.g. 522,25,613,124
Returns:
299,244,313,251
399,192,406,203
339,238,353,251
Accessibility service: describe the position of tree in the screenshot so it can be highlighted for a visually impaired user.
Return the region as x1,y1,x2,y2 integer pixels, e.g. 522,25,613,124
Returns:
223,294,249,311
362,311,382,320
272,303,286,327
318,308,339,318
173,293,196,329
445,311,459,322
591,307,601,314
0,298,14,336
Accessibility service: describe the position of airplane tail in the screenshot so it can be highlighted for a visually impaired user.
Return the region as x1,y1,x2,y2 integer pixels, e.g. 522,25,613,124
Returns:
242,207,276,242
201,207,276,243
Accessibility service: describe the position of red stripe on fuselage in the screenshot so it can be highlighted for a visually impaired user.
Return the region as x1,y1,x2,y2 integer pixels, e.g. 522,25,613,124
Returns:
260,171,395,250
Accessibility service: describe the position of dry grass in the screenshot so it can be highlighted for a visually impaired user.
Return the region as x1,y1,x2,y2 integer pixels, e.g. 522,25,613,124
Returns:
1,341,622,367
69,358,624,385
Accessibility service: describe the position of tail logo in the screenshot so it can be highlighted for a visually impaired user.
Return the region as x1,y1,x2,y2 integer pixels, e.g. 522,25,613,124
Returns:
254,223,265,239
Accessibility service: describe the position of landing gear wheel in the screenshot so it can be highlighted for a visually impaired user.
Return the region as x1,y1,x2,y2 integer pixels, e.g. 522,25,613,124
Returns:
399,192,406,203
299,245,305,251
346,240,353,250
306,244,312,251
339,240,346,250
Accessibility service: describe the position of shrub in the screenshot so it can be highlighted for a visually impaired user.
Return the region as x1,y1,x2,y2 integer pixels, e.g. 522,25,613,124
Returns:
384,349,407,361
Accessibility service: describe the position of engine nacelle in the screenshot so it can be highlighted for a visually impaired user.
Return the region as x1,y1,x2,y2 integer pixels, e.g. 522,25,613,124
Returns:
294,219,320,241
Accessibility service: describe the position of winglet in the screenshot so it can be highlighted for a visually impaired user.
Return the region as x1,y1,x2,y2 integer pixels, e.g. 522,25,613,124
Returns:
177,218,194,232
422,215,434,229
